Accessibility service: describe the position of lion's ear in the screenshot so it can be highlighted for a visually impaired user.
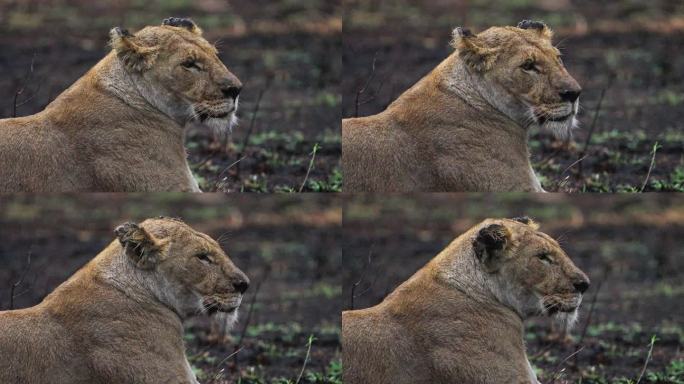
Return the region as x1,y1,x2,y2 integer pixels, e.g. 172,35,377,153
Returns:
114,222,167,270
162,17,202,35
511,216,540,230
451,27,498,72
517,20,553,40
473,223,511,273
109,27,158,72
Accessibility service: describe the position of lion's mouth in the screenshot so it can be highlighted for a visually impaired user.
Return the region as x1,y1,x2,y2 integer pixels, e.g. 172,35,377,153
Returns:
546,113,573,122
541,294,582,315
198,108,235,121
202,297,241,314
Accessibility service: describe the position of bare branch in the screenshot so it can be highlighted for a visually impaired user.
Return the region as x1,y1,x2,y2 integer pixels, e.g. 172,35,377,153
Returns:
12,53,37,118
10,248,32,310
354,53,378,118
234,79,270,178
232,266,271,369
350,245,374,310
577,84,608,177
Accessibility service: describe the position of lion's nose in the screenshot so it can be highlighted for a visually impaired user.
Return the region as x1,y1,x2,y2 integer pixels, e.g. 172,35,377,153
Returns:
573,278,589,294
559,88,581,103
232,275,250,294
222,86,242,100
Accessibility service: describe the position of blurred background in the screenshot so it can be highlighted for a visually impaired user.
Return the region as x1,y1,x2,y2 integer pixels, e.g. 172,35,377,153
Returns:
0,0,341,192
343,194,684,383
0,194,342,383
343,0,684,192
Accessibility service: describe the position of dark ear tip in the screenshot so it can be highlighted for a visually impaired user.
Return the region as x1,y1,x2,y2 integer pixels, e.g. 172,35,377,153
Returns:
476,224,508,249
512,216,532,224
114,222,138,238
517,20,547,30
112,27,131,37
455,27,473,37
161,17,196,29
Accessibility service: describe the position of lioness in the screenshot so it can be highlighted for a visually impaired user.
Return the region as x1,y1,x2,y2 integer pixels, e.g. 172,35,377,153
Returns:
342,217,590,384
0,217,250,384
343,21,582,192
0,18,242,192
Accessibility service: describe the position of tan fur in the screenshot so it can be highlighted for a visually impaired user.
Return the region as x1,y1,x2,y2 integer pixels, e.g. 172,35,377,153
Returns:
343,22,582,192
342,218,590,384
0,19,242,192
0,217,249,384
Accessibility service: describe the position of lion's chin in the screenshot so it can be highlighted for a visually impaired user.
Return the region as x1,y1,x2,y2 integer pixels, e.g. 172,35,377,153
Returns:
203,113,238,137
212,309,240,331
542,114,577,141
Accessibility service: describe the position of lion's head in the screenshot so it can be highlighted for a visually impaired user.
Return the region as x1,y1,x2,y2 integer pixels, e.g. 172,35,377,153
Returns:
109,17,242,135
469,217,589,324
451,21,581,140
114,217,249,325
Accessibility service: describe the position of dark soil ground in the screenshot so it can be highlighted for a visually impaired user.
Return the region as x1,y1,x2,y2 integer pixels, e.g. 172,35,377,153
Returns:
0,195,342,383
342,194,684,383
343,0,684,192
0,0,341,192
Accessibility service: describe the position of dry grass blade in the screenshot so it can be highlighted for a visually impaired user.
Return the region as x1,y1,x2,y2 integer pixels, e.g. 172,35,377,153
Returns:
299,143,320,192
639,142,659,192
295,334,316,384
636,335,658,384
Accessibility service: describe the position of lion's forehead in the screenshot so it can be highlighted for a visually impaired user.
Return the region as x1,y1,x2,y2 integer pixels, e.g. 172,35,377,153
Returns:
513,229,561,251
480,27,559,57
136,26,218,55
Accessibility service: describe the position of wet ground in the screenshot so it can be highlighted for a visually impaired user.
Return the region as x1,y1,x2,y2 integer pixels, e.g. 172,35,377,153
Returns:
342,0,684,192
342,194,684,383
0,194,342,383
0,0,341,192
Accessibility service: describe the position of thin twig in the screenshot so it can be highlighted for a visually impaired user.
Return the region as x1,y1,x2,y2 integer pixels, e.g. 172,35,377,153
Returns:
636,335,658,384
298,143,320,192
355,53,378,118
553,155,588,191
10,248,32,310
550,346,585,383
350,246,374,310
210,346,244,382
295,334,316,384
235,83,269,177
12,53,36,118
216,155,247,183
639,142,659,192
577,85,608,177
232,266,270,368
578,278,602,347
574,272,606,367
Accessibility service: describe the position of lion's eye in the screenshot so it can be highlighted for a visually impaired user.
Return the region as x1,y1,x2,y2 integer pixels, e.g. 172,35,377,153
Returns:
536,253,553,264
520,60,538,72
196,252,212,264
181,60,202,71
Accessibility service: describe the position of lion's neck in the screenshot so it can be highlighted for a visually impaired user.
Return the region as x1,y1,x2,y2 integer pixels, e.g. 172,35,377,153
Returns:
382,255,526,344
84,242,196,320
386,53,529,140
44,54,184,139
380,54,541,191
